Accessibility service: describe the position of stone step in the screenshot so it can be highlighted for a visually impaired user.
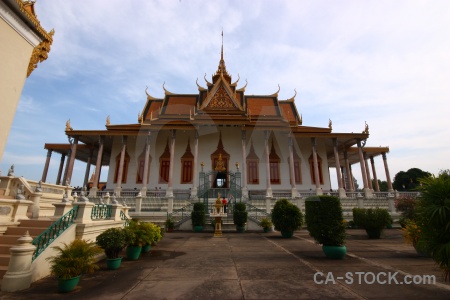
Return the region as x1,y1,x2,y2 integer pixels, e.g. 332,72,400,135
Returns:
4,227,45,237
0,235,24,245
0,245,12,255
0,266,7,280
0,254,10,266
18,219,53,228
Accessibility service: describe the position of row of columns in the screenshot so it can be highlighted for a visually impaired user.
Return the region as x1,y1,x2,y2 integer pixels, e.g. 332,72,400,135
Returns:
40,132,395,201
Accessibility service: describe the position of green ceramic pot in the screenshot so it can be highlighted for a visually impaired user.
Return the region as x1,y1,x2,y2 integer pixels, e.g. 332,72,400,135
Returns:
58,275,80,293
281,231,294,238
126,245,142,260
106,257,123,270
194,225,204,232
236,226,246,233
322,245,347,259
142,244,151,253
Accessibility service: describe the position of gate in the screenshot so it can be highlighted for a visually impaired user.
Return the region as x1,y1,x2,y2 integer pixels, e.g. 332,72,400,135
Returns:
197,170,242,212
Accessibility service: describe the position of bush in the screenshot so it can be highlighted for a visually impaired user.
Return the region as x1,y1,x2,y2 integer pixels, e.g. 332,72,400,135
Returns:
233,202,248,227
305,195,346,246
271,199,304,233
395,196,417,220
352,208,391,238
47,239,102,280
140,222,163,245
123,219,148,246
259,217,273,229
416,172,450,281
96,228,127,259
191,202,206,227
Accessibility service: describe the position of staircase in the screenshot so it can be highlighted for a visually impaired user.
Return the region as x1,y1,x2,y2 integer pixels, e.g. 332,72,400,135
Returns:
0,219,53,280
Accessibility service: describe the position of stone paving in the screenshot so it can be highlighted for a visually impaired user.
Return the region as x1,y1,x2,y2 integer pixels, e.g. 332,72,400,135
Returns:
1,229,449,299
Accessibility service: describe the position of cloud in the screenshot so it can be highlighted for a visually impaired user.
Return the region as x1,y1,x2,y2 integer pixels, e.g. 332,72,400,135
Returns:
5,0,449,187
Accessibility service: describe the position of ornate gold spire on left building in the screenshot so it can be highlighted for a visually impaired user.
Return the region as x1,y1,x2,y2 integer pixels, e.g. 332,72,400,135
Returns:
16,0,55,77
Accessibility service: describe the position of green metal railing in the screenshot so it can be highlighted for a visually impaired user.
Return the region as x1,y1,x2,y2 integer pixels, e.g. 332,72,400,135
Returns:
246,203,270,223
32,205,79,261
91,204,112,220
120,210,130,227
167,203,194,224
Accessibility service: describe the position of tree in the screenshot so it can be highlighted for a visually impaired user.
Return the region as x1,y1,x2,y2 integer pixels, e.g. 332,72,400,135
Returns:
372,179,388,191
393,168,431,191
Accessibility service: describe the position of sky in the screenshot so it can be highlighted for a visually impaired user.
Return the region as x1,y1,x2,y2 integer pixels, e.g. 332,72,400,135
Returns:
1,0,450,189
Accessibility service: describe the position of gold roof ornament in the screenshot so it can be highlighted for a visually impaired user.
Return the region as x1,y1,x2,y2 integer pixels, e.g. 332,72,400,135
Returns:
286,89,297,102
162,82,174,95
270,84,281,97
231,74,240,86
328,119,332,130
363,121,369,134
106,115,110,126
27,29,54,77
215,153,226,172
236,79,248,92
204,73,213,87
65,119,72,131
196,78,206,91
145,86,159,100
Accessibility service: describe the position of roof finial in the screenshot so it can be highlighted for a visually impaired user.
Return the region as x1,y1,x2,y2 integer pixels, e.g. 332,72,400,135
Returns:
221,28,224,62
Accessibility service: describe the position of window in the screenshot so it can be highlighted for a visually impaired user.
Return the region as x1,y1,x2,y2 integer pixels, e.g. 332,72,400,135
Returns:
114,151,130,184
181,140,194,184
247,160,259,184
159,139,171,183
246,142,259,184
181,160,193,183
136,148,151,184
294,160,302,184
159,160,170,183
269,141,280,184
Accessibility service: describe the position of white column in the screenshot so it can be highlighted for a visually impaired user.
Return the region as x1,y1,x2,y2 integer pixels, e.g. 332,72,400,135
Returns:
364,152,373,190
41,149,52,183
264,130,272,198
288,134,298,198
56,153,66,185
311,137,322,195
83,149,94,188
370,156,380,192
344,151,353,192
66,137,79,186
166,130,176,212
141,132,151,195
333,138,346,198
89,136,104,196
191,130,199,199
357,140,372,198
115,136,127,196
382,152,394,192
241,130,248,197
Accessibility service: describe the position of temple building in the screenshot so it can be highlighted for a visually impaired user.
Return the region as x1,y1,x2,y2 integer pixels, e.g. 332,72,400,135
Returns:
41,39,394,211
0,0,53,161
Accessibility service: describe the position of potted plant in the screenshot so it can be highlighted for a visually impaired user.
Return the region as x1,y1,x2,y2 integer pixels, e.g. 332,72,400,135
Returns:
415,171,450,281
46,239,102,293
271,199,304,238
352,207,391,239
123,219,147,260
305,195,347,259
96,227,127,269
191,202,206,232
140,222,163,253
233,202,248,232
165,217,175,232
259,217,273,233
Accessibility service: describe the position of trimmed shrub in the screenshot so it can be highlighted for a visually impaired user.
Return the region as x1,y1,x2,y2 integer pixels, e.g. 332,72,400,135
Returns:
191,202,206,227
233,202,248,227
305,195,346,246
271,199,303,233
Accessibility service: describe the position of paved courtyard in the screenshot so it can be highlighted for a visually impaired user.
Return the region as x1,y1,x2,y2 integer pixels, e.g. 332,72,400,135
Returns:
1,229,449,299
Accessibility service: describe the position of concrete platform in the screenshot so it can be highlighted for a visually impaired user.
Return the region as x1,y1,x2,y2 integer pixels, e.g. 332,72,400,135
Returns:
1,229,449,299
